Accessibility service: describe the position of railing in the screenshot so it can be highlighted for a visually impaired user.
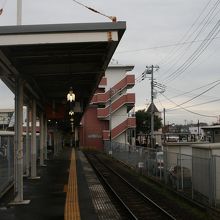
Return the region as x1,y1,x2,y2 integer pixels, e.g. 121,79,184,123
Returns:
98,77,107,87
0,134,14,196
91,75,135,104
112,117,136,139
102,118,136,140
97,94,135,118
104,141,220,209
0,132,41,197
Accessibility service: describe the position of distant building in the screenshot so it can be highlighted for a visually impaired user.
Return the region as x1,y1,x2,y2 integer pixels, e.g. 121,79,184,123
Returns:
0,109,14,130
146,103,162,146
4,107,40,132
79,64,136,150
189,125,204,141
201,125,220,143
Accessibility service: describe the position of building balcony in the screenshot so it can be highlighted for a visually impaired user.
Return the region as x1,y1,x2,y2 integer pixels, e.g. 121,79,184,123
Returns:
91,75,135,104
97,93,135,119
98,77,107,88
102,117,136,140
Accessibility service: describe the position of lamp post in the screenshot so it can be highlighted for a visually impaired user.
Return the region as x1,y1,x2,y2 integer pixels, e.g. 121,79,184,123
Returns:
67,87,76,147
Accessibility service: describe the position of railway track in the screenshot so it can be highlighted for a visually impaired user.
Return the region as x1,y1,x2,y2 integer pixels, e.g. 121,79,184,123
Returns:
85,152,176,220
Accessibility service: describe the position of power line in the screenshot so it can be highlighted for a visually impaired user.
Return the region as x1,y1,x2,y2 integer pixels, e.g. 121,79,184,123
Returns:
161,93,218,118
158,0,213,66
167,97,220,112
166,79,220,99
167,80,220,110
161,0,220,70
134,3,220,84
116,36,220,54
163,20,220,83
161,1,220,82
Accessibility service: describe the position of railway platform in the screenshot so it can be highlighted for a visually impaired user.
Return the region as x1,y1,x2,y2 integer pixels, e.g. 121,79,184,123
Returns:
0,147,119,220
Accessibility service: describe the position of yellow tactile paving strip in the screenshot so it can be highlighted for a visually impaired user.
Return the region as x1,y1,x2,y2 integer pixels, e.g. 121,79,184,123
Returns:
64,149,81,220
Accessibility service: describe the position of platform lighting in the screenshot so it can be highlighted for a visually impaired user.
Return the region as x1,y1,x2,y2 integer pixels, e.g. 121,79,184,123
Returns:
67,87,75,102
70,118,74,122
69,110,74,116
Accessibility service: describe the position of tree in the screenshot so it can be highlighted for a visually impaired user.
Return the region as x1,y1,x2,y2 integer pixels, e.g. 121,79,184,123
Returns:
136,109,162,135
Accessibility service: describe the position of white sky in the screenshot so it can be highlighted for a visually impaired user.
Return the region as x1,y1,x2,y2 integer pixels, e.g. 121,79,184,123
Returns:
0,0,220,125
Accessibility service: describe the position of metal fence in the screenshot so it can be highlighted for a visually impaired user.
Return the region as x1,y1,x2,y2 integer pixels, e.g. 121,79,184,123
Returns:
104,141,220,208
0,133,41,197
0,134,14,196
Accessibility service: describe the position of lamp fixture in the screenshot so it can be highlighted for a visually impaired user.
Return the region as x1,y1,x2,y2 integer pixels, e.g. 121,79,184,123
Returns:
67,87,75,102
69,110,74,116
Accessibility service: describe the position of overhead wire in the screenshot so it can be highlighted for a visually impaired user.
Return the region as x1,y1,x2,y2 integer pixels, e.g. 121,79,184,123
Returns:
160,0,220,81
161,2,220,83
128,0,220,85
167,97,220,112
166,79,220,99
167,80,220,110
158,0,213,66
116,36,220,54
161,93,218,118
163,19,220,84
134,0,220,84
154,79,220,107
133,1,220,121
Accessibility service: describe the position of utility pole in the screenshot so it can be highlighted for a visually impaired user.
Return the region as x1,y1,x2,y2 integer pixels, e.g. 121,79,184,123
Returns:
146,65,159,148
17,0,22,25
163,108,166,127
163,108,166,143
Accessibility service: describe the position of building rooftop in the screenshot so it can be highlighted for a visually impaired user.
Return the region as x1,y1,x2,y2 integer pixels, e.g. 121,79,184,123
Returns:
146,103,159,113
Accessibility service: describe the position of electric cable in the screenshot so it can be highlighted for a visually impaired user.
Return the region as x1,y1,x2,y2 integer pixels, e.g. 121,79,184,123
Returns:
165,79,220,100
163,20,220,83
167,80,220,110
161,93,218,118
116,36,220,54
167,98,220,112
158,0,213,66
161,1,220,82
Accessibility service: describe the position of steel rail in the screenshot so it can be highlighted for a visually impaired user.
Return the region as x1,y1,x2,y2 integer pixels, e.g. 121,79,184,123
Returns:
86,153,176,220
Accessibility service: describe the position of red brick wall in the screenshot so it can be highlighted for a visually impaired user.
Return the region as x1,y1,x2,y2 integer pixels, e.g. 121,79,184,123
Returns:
79,106,108,150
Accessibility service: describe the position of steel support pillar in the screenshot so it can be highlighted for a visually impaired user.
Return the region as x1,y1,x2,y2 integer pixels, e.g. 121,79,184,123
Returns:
40,112,46,166
10,77,30,205
75,127,78,148
25,105,30,176
30,99,40,179
44,119,48,160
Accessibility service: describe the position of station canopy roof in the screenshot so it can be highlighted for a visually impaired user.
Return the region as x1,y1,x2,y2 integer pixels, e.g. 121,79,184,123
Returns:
0,22,126,130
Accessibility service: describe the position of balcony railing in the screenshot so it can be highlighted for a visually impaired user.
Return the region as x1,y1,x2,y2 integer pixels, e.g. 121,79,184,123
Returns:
102,117,136,140
98,77,107,88
97,93,135,119
91,75,135,104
